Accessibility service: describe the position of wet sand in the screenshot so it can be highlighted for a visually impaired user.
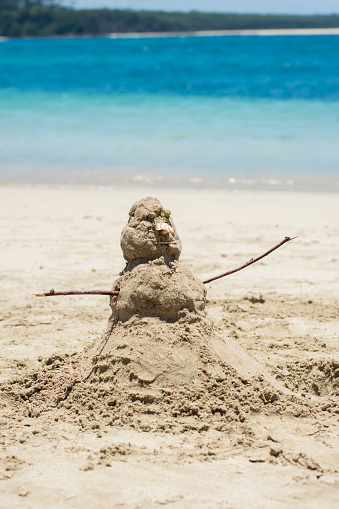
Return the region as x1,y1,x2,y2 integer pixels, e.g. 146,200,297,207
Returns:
0,184,338,508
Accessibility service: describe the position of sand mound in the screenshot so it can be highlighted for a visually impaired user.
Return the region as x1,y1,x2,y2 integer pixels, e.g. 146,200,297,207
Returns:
5,322,312,433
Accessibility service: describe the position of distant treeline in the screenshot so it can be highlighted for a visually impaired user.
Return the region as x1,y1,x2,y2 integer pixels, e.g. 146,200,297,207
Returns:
1,0,339,37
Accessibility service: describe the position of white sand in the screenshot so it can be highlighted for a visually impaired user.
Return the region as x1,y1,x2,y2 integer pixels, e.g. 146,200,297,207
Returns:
1,184,338,508
108,28,339,38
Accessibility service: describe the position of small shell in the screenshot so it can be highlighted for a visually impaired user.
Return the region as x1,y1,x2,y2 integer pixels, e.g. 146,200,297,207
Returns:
155,222,174,235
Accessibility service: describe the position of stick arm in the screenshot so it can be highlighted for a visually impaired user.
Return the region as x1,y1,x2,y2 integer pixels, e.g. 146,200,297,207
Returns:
202,235,298,284
33,236,298,297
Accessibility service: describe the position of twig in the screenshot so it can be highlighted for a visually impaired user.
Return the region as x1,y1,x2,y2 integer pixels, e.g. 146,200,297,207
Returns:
33,236,298,297
202,236,298,284
33,289,119,297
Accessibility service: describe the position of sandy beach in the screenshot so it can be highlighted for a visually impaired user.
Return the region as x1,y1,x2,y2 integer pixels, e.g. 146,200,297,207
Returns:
108,28,339,38
1,184,338,508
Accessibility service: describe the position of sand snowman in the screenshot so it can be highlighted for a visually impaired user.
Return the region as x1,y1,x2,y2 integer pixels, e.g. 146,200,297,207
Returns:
88,196,279,397
27,196,302,430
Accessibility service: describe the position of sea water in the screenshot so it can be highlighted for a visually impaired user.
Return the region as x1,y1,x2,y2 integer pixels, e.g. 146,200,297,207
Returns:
0,35,338,190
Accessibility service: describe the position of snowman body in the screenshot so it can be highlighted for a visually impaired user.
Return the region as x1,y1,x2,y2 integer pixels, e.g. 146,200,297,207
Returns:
110,197,206,324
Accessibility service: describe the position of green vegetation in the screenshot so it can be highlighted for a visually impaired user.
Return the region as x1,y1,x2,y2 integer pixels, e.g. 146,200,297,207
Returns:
1,0,339,37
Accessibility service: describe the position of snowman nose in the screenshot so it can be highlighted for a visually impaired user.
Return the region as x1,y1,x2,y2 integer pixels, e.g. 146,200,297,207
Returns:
155,222,174,235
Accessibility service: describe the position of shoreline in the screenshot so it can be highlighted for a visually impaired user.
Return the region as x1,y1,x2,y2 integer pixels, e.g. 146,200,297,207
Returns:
108,27,339,38
1,27,339,41
1,174,339,193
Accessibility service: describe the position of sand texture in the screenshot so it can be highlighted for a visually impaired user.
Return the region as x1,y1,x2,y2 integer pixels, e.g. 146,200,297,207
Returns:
0,185,339,508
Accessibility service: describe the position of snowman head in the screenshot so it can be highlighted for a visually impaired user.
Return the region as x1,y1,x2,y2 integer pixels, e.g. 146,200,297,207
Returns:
120,197,182,263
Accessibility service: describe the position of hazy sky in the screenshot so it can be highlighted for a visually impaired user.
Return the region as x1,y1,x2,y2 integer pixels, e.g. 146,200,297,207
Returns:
63,0,339,15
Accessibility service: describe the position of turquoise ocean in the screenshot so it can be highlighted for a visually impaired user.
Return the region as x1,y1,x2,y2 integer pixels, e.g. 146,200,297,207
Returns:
0,34,339,190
